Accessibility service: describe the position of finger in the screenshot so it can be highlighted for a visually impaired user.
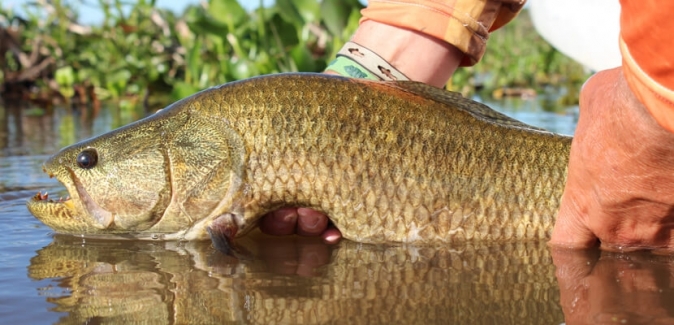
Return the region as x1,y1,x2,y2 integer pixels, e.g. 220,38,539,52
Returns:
296,208,329,237
550,193,598,249
549,76,604,249
259,207,298,236
322,226,342,244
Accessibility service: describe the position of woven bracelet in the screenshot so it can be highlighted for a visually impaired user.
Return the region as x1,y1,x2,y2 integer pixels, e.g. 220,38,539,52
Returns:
329,41,410,81
325,56,380,80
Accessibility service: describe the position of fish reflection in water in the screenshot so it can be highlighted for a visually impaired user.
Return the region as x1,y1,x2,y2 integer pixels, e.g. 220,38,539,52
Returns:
29,232,563,324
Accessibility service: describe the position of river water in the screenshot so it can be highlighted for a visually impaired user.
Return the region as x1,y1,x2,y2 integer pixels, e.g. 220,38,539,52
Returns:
1,94,673,324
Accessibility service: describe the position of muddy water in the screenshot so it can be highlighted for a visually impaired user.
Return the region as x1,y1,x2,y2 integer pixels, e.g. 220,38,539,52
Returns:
2,97,673,324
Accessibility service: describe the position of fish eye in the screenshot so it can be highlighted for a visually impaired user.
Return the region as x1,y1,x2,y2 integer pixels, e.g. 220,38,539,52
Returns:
76,149,98,169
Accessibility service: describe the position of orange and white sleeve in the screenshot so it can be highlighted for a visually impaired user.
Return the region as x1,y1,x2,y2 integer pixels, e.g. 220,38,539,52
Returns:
620,0,674,133
360,0,526,66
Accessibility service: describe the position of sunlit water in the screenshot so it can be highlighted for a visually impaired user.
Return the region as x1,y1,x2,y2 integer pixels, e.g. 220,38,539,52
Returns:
2,95,673,324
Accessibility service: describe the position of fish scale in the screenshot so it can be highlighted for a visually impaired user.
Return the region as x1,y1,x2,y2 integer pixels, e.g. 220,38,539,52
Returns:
220,74,571,243
27,73,571,245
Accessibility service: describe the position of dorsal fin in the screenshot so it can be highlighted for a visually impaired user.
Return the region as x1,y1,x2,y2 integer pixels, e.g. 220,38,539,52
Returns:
391,80,548,132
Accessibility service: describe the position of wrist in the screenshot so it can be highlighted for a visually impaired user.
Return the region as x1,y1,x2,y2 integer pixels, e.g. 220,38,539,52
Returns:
348,20,464,87
327,41,411,82
324,55,381,80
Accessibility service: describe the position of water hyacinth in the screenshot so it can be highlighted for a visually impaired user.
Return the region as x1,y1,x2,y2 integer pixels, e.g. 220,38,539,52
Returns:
0,0,587,107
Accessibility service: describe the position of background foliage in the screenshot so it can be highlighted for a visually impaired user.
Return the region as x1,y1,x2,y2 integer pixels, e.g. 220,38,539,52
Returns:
0,0,588,108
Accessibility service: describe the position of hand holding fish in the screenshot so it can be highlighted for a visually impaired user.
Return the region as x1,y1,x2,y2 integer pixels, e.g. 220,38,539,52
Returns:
551,67,674,251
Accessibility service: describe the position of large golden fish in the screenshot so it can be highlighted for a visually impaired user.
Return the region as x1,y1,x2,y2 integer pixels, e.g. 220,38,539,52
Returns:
26,73,570,249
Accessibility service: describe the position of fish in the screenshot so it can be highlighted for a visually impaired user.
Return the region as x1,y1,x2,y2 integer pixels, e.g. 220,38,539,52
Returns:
26,73,571,250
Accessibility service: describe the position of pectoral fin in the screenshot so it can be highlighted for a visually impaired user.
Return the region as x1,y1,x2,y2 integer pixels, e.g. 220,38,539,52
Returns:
207,213,253,260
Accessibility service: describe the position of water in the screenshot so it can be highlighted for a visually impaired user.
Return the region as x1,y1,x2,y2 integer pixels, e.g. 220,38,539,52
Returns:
2,95,673,324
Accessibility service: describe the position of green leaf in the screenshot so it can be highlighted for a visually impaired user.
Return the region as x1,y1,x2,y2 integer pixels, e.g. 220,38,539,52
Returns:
343,6,362,38
294,0,320,23
320,0,351,36
267,14,299,48
106,69,132,98
276,0,304,24
55,66,75,98
184,6,228,36
208,0,247,27
171,81,202,100
55,66,75,87
290,45,316,72
230,60,257,80
186,37,204,84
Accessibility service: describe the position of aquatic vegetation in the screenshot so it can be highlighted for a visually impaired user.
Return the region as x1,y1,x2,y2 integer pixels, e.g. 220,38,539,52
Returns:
0,0,588,107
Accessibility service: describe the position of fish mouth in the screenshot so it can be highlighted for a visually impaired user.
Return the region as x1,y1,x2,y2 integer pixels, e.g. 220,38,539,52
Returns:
28,191,76,213
27,190,81,232
30,191,73,205
27,167,113,232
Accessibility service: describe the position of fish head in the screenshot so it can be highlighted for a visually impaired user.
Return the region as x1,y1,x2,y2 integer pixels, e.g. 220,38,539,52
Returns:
27,93,247,240
27,117,174,236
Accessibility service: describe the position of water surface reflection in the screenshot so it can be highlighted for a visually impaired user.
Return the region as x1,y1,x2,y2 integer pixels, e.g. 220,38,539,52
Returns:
26,234,674,325
554,248,674,324
0,101,145,157
30,233,563,324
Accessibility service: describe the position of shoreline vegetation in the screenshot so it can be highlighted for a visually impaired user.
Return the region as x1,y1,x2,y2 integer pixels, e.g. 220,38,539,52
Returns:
0,0,589,110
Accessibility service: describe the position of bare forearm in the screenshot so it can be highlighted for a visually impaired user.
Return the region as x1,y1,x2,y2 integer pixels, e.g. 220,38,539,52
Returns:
347,20,464,87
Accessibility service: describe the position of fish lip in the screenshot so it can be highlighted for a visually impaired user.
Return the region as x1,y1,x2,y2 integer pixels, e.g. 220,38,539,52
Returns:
28,163,74,209
26,191,79,232
30,163,113,230
27,192,72,207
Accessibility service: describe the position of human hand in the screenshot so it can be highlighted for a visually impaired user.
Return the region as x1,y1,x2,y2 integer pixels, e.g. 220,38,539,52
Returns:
550,67,674,250
259,207,341,244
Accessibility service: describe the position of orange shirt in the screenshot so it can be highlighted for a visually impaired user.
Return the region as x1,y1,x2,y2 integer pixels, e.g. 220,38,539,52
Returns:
360,0,526,66
620,0,674,133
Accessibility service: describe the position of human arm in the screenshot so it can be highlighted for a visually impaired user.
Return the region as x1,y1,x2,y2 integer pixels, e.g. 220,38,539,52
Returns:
323,20,465,88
